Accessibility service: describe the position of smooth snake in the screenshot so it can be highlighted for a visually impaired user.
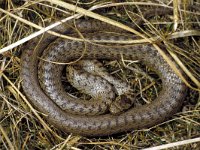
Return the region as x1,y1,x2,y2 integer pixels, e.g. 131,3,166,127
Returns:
20,8,193,136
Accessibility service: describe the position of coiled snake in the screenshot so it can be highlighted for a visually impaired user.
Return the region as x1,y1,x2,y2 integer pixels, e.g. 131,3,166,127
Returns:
20,8,188,136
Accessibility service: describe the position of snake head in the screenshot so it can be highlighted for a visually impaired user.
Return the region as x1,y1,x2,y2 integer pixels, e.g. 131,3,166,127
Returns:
109,93,135,115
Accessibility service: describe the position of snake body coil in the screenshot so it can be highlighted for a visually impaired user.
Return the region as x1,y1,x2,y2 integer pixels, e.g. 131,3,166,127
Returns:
21,17,187,136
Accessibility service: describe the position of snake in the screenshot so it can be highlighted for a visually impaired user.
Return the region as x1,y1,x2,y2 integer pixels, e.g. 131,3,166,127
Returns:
65,59,134,115
20,7,194,136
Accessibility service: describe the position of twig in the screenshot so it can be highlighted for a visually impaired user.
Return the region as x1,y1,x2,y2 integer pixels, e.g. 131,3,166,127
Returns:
142,137,200,150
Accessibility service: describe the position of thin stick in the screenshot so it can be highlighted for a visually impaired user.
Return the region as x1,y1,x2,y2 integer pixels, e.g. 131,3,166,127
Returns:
0,8,83,54
142,137,200,150
0,125,15,150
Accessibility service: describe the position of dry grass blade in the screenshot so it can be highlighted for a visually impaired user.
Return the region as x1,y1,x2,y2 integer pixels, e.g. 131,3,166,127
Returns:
143,137,200,150
0,125,15,150
0,7,84,53
173,0,179,31
1,73,64,141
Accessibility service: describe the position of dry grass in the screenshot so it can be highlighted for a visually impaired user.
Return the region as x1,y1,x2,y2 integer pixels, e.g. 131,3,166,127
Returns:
0,0,200,149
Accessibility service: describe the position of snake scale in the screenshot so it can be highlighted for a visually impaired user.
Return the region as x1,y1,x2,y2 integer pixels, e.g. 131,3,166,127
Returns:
20,8,190,136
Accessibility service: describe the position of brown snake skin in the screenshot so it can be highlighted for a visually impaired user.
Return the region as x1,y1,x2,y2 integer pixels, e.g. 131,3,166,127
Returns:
20,8,192,136
65,59,134,115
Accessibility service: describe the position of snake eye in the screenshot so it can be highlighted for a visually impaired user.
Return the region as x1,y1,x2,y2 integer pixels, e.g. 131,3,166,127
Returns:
109,94,135,115
119,94,133,106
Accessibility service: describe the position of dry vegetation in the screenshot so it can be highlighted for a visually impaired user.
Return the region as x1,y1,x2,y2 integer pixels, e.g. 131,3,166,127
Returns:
0,0,200,149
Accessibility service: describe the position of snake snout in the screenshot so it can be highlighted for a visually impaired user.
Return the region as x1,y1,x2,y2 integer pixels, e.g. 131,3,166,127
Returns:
109,94,136,115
